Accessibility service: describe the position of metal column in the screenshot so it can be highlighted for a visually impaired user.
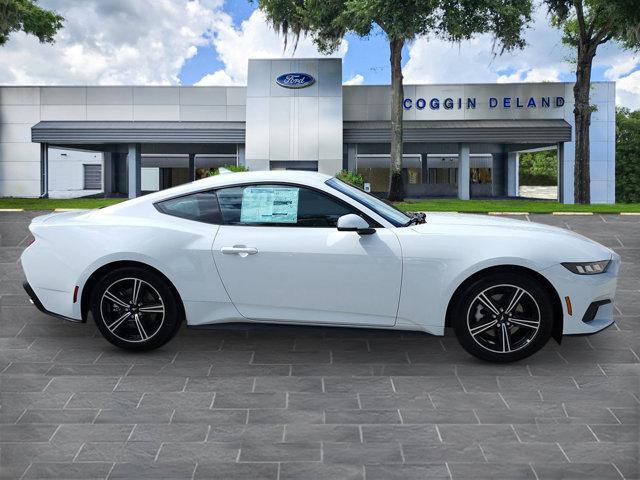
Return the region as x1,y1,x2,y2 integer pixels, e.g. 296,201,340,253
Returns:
102,152,113,196
346,144,357,171
557,142,565,203
237,145,246,167
507,151,519,197
39,143,49,198
188,153,196,182
127,143,141,199
457,143,470,200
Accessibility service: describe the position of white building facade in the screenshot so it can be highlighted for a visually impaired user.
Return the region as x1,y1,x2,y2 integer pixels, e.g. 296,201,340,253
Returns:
0,58,616,203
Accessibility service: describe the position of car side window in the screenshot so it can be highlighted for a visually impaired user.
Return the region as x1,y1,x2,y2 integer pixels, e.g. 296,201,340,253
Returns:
216,184,359,227
155,191,222,224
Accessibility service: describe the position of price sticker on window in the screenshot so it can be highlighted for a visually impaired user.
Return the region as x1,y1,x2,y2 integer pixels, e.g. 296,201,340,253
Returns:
240,187,299,223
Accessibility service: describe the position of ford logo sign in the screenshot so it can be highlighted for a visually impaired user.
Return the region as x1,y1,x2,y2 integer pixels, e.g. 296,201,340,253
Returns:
275,73,315,89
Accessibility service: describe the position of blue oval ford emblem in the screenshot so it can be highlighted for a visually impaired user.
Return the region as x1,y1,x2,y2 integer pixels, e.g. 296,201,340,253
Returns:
275,72,315,89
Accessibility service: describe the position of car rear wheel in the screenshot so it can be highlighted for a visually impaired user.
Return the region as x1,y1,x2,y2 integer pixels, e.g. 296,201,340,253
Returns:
90,267,182,351
452,272,554,362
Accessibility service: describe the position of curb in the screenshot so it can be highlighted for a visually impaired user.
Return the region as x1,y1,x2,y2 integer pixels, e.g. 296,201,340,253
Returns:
620,212,640,216
488,212,529,215
53,208,84,212
552,212,594,215
0,208,24,212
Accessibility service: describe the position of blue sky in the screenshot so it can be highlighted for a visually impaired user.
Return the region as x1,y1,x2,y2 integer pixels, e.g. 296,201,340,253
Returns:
179,3,401,86
178,1,621,87
179,0,255,84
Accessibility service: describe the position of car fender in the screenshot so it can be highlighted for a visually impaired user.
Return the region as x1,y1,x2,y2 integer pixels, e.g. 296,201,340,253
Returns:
443,255,554,303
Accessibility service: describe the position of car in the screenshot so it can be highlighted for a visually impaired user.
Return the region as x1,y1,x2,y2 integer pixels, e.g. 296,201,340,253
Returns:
21,170,619,362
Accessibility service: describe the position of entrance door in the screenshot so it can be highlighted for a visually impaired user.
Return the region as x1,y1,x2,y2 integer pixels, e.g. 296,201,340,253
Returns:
211,184,402,326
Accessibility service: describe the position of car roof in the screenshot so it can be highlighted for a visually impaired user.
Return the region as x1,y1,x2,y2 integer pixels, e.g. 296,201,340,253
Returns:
208,170,333,187
170,170,333,194
98,170,335,214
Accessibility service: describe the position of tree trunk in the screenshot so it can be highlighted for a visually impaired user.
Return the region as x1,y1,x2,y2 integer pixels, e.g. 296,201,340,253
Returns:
573,45,595,204
388,36,405,202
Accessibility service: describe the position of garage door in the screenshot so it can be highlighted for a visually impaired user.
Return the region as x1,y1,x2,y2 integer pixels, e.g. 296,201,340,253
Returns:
83,164,102,190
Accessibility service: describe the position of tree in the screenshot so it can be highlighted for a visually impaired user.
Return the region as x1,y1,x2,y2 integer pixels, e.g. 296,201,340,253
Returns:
519,150,558,186
615,107,640,203
544,0,640,204
0,0,64,46
258,0,533,200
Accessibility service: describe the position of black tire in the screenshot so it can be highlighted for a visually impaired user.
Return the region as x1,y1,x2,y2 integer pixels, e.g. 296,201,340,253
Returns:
90,267,182,351
452,272,554,363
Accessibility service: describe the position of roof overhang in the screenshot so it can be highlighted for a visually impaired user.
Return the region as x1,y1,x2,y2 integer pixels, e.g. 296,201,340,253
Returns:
32,119,571,146
32,121,246,144
343,119,572,144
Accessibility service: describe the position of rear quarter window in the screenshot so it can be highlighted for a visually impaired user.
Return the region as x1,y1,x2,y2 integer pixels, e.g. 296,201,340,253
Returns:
155,191,222,224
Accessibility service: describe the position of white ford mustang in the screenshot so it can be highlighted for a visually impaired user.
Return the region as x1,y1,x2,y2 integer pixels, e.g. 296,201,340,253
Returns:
21,171,619,362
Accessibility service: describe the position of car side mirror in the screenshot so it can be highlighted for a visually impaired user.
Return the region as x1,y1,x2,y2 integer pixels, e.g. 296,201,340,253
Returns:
337,214,376,235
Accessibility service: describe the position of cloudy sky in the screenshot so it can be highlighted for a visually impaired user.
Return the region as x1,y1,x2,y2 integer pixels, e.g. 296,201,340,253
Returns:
0,0,638,108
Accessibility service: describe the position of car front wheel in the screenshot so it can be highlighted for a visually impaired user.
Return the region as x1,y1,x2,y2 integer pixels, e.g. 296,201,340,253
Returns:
90,267,182,351
452,272,554,362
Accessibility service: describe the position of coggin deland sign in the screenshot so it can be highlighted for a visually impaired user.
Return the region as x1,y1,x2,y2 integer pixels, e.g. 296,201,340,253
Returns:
403,95,565,110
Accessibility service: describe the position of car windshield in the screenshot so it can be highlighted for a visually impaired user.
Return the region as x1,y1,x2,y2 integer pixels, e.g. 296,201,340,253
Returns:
325,177,411,227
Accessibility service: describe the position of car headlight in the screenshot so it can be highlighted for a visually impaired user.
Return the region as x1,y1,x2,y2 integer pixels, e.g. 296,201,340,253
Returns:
561,260,610,275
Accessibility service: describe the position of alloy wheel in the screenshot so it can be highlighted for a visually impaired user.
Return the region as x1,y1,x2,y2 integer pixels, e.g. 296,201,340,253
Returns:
100,277,165,343
466,283,541,354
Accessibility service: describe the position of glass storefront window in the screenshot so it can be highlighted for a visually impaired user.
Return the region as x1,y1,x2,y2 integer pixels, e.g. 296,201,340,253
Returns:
354,152,492,196
471,168,492,184
357,167,389,193
356,155,422,194
407,168,420,184
428,168,458,185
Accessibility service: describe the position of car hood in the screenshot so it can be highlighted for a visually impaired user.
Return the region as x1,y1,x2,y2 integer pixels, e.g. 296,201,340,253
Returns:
409,212,614,262
416,212,579,234
419,212,556,231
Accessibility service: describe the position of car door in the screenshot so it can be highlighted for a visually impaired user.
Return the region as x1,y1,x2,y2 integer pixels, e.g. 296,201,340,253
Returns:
211,183,402,326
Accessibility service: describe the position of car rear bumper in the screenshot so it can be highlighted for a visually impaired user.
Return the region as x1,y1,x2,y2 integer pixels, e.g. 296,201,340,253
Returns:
23,281,83,323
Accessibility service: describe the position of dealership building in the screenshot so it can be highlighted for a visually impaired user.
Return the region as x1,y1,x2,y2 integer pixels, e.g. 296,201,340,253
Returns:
0,58,616,203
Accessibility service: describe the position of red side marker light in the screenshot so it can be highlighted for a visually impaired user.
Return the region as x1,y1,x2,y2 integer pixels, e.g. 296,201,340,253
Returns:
73,286,79,304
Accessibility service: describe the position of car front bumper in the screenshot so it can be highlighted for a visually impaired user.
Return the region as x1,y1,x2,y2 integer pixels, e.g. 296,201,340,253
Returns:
543,254,620,336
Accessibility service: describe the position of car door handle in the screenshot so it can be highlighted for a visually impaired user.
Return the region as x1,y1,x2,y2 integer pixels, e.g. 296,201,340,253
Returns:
221,245,259,256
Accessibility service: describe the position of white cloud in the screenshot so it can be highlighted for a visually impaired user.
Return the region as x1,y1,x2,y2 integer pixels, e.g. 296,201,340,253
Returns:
604,54,639,81
0,0,223,85
616,70,640,110
497,67,561,83
403,8,571,85
599,52,640,109
195,70,236,86
402,6,639,108
343,74,364,85
196,9,348,86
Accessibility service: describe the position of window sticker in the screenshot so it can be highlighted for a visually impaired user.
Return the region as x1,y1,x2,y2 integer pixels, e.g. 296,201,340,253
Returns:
240,186,299,223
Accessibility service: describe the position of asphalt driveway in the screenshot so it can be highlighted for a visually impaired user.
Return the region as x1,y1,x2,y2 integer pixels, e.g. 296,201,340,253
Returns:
0,212,638,480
